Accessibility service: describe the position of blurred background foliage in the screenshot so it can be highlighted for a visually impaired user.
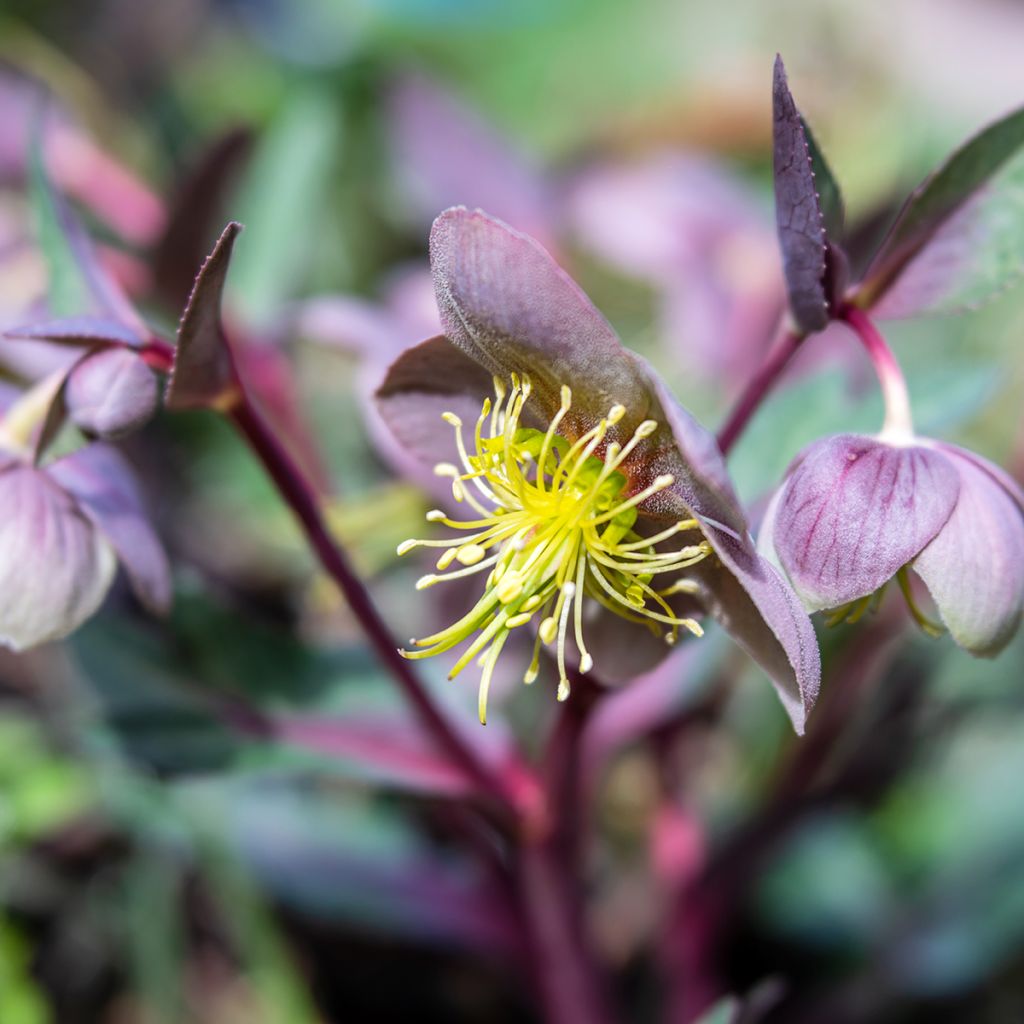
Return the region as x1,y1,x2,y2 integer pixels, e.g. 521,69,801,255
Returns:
1,0,1023,1021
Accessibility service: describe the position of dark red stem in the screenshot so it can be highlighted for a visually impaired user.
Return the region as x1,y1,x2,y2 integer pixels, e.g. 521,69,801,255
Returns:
145,335,523,818
716,324,803,456
227,396,519,820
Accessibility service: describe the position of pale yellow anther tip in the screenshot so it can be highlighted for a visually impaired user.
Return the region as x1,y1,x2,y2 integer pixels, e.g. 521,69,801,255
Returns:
539,617,558,645
524,665,539,685
456,544,486,566
436,548,458,570
560,385,572,409
557,679,571,702
608,403,626,424
441,411,462,426
426,509,447,522
655,474,674,487
637,420,658,437
396,539,418,556
561,581,577,598
433,462,457,477
415,575,436,590
579,653,593,673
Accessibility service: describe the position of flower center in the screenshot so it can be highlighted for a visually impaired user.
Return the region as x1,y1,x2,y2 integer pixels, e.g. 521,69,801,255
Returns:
397,374,711,723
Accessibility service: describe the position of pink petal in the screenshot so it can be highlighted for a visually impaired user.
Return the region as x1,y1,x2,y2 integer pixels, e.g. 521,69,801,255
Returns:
772,434,960,610
50,445,171,615
0,462,116,649
913,446,1024,655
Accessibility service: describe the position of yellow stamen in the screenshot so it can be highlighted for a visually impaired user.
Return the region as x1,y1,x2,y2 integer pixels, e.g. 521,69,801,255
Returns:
397,375,713,714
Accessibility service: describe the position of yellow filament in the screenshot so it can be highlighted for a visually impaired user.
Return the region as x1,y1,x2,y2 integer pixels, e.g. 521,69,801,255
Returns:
396,375,713,722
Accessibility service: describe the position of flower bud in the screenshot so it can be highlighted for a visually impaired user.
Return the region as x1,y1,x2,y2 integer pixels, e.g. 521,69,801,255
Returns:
760,434,1024,655
65,347,158,440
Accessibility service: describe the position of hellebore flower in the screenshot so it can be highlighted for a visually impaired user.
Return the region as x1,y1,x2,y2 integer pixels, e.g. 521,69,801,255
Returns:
759,433,1024,657
0,383,170,650
376,208,819,730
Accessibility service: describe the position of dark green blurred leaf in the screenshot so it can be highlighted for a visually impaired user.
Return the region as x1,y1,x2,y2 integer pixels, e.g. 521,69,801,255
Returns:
859,104,1024,311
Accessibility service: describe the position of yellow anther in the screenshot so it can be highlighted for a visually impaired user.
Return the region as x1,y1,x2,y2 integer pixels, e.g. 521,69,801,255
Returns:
396,539,418,556
539,617,558,645
456,544,486,566
496,573,524,604
399,373,712,718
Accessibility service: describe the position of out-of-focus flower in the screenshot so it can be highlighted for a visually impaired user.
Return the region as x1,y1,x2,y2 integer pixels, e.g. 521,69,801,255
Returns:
0,383,170,650
759,433,1024,657
566,153,785,389
377,208,819,730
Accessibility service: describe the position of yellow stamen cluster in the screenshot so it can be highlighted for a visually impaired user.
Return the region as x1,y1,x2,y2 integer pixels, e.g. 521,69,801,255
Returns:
397,374,711,723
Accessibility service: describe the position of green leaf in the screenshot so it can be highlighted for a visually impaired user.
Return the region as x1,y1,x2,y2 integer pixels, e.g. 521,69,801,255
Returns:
227,88,341,323
28,124,93,319
858,104,1024,311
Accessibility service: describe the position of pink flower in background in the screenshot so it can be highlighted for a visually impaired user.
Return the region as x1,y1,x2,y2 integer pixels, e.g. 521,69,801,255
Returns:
567,153,785,389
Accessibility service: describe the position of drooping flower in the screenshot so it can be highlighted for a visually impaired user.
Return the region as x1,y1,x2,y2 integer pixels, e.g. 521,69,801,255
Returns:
0,382,170,650
376,208,819,731
759,433,1024,656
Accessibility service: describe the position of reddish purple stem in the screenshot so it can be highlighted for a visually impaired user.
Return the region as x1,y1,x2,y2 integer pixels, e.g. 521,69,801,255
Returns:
716,323,803,455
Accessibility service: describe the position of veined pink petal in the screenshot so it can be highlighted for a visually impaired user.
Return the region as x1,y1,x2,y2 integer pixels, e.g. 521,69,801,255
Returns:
913,446,1024,656
772,434,960,611
50,445,171,616
0,462,116,649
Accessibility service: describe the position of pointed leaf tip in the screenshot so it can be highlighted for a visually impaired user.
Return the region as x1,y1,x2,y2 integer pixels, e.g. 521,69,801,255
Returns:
772,57,830,333
165,222,243,411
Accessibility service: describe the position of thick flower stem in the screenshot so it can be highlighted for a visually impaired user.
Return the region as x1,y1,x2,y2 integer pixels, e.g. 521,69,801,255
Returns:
227,395,521,821
839,305,914,439
716,323,803,456
516,840,618,1024
146,337,516,818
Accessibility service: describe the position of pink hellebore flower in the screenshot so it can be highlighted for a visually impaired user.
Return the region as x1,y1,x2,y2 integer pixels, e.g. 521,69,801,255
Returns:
376,208,819,731
0,385,170,650
759,434,1024,656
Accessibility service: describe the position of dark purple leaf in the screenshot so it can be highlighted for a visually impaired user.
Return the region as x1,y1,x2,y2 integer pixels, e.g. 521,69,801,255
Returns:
165,222,242,411
3,315,144,348
151,128,254,310
772,55,829,333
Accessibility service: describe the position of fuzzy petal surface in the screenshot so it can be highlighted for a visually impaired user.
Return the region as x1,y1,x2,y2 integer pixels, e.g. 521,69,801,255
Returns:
772,434,960,611
430,207,656,435
913,446,1024,656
